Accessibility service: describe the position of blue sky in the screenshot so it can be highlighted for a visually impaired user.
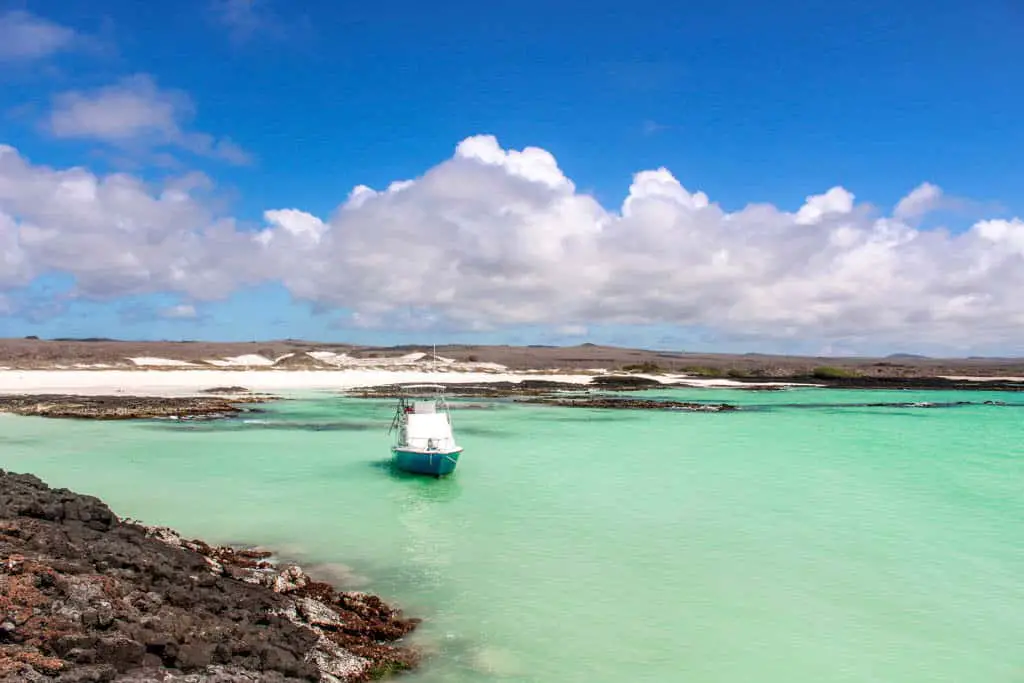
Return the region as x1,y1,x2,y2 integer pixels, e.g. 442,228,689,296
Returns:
1,0,1023,354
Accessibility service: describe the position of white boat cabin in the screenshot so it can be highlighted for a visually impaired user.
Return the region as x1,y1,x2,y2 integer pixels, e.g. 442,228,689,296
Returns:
393,389,460,453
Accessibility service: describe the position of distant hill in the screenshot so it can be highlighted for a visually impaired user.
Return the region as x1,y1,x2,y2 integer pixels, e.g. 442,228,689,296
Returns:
50,337,120,343
0,338,1021,375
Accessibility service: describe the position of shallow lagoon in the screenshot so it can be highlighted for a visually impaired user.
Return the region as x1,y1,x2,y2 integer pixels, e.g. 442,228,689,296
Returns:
2,387,1022,682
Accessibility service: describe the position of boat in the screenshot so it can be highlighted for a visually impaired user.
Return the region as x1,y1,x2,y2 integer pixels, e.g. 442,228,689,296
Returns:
389,384,463,477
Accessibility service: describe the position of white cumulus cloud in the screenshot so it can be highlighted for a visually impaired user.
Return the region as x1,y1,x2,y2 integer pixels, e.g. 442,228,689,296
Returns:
261,209,327,244
253,135,1024,349
0,144,262,300
47,75,251,165
0,10,77,62
2,135,1024,352
794,187,855,225
894,182,944,221
0,209,35,288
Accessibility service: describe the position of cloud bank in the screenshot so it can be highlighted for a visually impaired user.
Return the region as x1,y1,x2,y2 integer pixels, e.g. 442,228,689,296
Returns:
2,135,1023,350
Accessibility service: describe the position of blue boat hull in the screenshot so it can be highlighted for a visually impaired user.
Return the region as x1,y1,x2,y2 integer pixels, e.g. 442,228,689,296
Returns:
392,448,461,477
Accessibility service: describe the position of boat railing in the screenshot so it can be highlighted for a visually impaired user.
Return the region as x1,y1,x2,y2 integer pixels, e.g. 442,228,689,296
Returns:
388,385,457,441
388,406,403,436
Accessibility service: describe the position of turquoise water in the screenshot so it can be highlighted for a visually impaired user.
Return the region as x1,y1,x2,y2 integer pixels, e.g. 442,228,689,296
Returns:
2,387,1022,681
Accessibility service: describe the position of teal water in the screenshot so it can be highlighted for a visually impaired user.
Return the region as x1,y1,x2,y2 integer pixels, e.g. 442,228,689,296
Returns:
2,387,1022,681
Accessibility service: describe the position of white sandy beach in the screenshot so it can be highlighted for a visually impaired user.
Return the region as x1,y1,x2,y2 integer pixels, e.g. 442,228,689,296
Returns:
0,368,806,397
0,369,584,397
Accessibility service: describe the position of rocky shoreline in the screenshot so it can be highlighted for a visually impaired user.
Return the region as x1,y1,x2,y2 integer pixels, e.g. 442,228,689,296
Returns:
0,394,273,421
1,373,1020,424
344,375,1023,413
0,471,420,682
776,375,1024,392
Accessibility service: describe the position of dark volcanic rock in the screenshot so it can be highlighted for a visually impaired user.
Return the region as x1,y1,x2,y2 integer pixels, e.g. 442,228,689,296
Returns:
790,375,1024,392
345,377,665,400
198,387,251,395
522,396,737,411
345,381,584,399
0,471,419,682
0,395,271,421
588,374,663,389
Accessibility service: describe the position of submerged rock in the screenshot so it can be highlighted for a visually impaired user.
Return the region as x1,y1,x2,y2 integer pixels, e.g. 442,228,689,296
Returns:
0,470,420,682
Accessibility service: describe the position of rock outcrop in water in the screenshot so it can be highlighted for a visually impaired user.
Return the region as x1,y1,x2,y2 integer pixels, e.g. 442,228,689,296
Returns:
346,380,589,399
0,470,419,682
587,375,664,389
348,382,739,411
521,397,738,411
0,395,271,421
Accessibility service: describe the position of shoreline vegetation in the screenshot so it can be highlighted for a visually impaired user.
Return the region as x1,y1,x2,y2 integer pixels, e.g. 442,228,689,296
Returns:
0,470,420,682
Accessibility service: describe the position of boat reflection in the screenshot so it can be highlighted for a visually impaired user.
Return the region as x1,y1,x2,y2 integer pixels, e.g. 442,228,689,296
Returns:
368,460,464,503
